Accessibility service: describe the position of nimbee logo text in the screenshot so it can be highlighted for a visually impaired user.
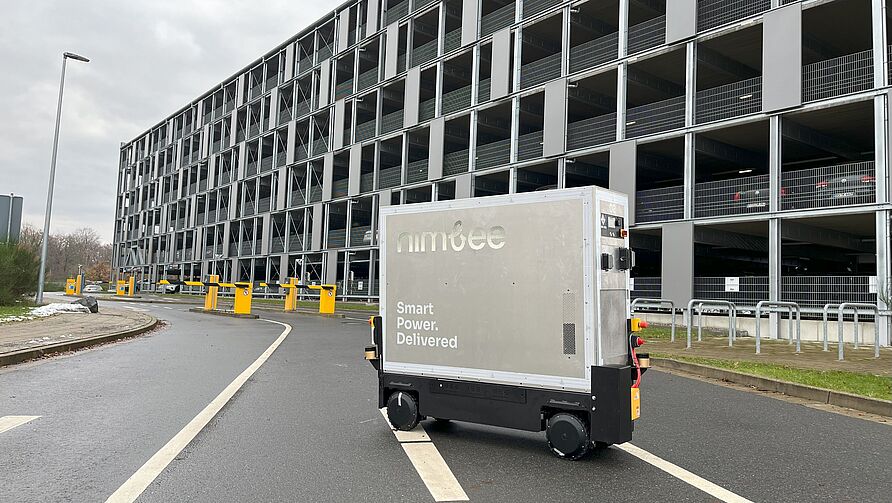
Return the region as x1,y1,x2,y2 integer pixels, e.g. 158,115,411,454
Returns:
397,220,506,253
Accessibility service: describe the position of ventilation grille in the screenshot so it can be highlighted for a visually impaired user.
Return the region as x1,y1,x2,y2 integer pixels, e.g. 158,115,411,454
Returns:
562,292,576,355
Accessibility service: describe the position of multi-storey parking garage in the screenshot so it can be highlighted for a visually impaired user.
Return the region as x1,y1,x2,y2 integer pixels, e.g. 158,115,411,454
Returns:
115,0,891,342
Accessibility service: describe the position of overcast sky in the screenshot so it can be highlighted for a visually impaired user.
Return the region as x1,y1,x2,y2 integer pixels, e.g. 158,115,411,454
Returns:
0,0,334,243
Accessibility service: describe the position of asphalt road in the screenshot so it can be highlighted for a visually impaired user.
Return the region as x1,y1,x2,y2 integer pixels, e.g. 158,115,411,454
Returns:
1,301,890,502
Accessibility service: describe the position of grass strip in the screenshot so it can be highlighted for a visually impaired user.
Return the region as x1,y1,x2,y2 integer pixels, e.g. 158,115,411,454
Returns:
652,352,892,401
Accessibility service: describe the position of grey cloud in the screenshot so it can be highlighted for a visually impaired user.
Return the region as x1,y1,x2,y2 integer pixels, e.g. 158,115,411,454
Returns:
0,0,334,243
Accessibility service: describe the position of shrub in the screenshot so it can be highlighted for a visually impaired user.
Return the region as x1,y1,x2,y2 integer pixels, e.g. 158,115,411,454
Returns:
0,242,40,306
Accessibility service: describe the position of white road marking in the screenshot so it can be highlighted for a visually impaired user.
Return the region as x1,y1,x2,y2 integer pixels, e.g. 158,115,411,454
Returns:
380,409,431,442
0,415,40,434
163,307,173,310
402,443,469,502
616,443,753,503
380,408,468,502
105,319,292,503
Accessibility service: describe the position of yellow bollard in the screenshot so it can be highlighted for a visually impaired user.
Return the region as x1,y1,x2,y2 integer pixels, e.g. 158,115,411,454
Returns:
284,277,298,312
233,282,252,315
127,276,135,296
205,274,219,311
116,280,127,296
65,279,76,296
75,274,83,296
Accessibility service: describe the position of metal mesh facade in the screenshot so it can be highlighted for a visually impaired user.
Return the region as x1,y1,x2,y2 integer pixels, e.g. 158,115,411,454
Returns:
115,0,892,306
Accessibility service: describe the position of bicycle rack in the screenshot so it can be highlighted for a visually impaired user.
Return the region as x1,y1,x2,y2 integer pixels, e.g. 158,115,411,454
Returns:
754,301,801,354
835,303,880,360
630,298,677,342
685,299,737,349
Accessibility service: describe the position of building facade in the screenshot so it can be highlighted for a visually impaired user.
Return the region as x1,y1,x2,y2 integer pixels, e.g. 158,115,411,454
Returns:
114,0,891,339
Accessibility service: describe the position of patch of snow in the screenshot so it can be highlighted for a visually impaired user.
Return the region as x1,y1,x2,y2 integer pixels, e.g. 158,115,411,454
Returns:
30,303,90,317
0,303,90,324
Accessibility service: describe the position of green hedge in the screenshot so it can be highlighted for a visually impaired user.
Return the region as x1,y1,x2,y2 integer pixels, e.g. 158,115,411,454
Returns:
0,242,39,306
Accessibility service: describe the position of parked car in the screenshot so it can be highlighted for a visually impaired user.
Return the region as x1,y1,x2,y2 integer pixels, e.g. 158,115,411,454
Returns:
83,284,103,294
816,174,875,202
732,186,789,209
363,229,378,244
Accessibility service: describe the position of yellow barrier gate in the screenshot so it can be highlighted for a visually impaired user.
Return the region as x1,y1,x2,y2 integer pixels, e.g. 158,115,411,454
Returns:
116,276,135,297
160,279,338,317
65,278,77,296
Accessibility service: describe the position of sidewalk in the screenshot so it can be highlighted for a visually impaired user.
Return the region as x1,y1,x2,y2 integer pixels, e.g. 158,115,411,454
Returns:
0,305,156,358
645,330,891,377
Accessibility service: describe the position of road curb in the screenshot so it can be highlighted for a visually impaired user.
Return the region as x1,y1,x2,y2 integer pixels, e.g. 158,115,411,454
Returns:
0,316,160,368
652,357,892,418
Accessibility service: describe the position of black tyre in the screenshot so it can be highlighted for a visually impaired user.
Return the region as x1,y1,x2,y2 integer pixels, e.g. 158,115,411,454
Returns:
386,391,420,431
546,413,590,460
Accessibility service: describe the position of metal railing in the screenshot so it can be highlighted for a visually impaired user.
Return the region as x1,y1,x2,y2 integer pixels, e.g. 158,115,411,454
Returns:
686,299,738,349
357,68,378,91
379,165,402,188
781,161,876,211
835,303,880,360
475,138,511,169
407,159,429,183
477,78,491,103
355,120,377,141
335,79,354,100
311,138,329,156
782,276,875,309
444,29,461,54
566,113,616,151
802,49,873,103
520,53,562,89
697,0,770,32
695,77,762,124
569,33,619,74
694,173,769,218
412,39,439,67
628,16,665,55
523,0,560,18
517,130,543,161
384,1,409,24
694,277,769,306
360,172,375,192
631,298,677,342
444,149,470,176
635,186,684,223
332,178,349,198
754,301,801,354
419,98,436,122
442,85,472,115
481,3,515,37
327,228,347,248
626,95,685,138
381,110,404,134
630,277,661,300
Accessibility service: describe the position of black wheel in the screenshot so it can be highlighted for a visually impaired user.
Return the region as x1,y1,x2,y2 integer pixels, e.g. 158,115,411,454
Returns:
546,413,590,460
386,391,420,431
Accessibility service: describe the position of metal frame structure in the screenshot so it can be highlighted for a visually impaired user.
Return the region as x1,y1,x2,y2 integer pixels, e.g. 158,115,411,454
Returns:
112,0,892,335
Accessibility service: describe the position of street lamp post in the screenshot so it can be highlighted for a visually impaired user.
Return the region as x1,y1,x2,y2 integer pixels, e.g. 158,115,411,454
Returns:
36,52,90,304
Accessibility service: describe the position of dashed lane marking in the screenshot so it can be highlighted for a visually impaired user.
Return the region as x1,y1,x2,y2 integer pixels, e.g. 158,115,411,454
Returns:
0,415,40,434
616,443,753,503
380,409,468,502
105,319,292,503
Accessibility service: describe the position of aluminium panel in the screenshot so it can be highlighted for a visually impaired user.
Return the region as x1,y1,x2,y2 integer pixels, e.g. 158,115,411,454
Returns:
428,117,445,181
461,0,478,47
665,0,696,44
762,4,801,112
542,79,568,157
385,23,400,79
404,67,421,128
490,28,511,100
